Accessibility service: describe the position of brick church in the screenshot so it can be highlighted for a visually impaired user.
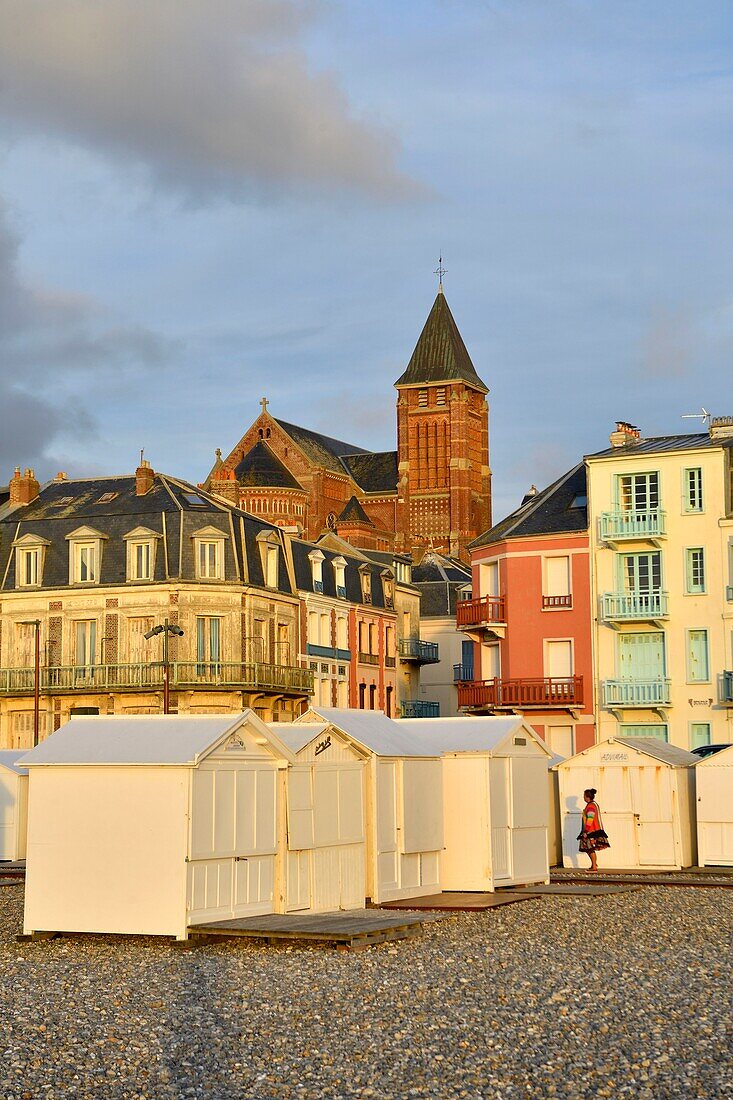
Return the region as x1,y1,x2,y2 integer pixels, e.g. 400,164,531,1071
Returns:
205,288,491,561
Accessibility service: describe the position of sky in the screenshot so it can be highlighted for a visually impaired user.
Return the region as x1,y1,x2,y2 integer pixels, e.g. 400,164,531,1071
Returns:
1,0,732,522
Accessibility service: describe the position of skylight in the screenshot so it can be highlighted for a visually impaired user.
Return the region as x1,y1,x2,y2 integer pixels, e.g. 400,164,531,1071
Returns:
570,494,587,509
183,492,209,507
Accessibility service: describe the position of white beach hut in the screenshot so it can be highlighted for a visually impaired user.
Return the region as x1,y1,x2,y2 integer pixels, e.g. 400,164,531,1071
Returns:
400,716,553,892
695,744,733,867
0,751,29,862
556,737,697,870
285,708,443,904
268,721,366,912
20,713,295,940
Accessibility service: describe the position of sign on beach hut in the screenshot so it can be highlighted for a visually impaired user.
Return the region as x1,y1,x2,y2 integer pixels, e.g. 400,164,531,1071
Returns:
400,716,553,892
284,708,443,904
20,713,295,940
556,737,697,870
695,744,733,867
269,721,366,912
0,751,29,862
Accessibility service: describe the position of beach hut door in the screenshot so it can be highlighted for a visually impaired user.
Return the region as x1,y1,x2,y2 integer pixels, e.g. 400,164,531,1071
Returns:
634,766,676,866
376,760,400,894
489,759,511,881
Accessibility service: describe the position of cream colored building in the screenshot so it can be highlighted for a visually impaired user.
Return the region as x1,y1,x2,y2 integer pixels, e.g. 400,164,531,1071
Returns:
587,419,733,750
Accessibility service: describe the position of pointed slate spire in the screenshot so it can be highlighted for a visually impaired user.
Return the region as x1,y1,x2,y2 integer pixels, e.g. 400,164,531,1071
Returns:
394,291,488,392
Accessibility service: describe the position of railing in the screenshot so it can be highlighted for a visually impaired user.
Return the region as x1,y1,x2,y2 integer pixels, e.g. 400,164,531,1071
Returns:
456,595,506,629
401,700,440,718
306,645,351,661
722,671,733,704
453,663,474,682
456,676,583,710
601,679,672,707
358,652,379,666
542,594,572,609
385,656,396,668
600,591,669,621
0,661,314,696
398,638,439,664
599,510,666,541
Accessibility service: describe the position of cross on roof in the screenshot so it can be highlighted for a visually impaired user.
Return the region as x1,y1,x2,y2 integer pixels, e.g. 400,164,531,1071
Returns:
260,397,269,414
434,254,446,291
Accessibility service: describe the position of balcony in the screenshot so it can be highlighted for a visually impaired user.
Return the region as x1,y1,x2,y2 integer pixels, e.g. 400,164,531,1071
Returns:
600,591,669,624
401,700,440,718
306,644,351,661
456,595,506,638
358,652,379,666
601,679,672,707
599,510,666,544
0,661,314,697
455,676,584,711
722,671,733,704
542,594,573,610
398,638,439,665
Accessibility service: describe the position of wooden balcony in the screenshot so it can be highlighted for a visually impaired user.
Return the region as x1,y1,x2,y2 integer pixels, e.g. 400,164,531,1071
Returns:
599,509,666,544
358,652,379,666
398,638,439,664
601,679,672,707
456,595,506,634
456,676,583,710
542,594,572,610
400,700,440,718
0,661,314,697
600,590,669,624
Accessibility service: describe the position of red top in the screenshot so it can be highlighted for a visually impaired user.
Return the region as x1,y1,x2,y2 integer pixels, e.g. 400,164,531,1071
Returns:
582,801,600,832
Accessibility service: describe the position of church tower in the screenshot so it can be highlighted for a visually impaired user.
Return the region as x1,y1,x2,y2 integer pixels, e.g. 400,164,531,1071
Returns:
395,287,491,561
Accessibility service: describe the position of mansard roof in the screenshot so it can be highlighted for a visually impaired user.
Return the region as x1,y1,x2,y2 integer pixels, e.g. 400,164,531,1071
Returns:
470,463,588,548
234,441,304,490
337,496,374,526
394,291,488,392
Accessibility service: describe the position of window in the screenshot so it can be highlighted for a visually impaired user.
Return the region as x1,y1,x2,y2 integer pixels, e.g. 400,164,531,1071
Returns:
319,613,331,647
545,640,573,679
619,723,668,741
333,556,347,598
308,610,318,645
96,492,118,504
690,722,711,749
543,555,571,608
686,629,709,682
183,492,208,507
383,575,394,609
256,531,280,588
129,617,154,664
16,622,38,666
480,560,499,597
386,686,393,716
197,616,221,674
395,560,411,584
617,471,659,512
198,541,221,579
369,684,377,710
418,390,428,407
683,468,703,513
358,683,366,709
685,548,706,594
336,615,348,651
17,546,42,587
308,549,324,593
74,620,97,668
360,567,372,605
75,543,98,583
547,725,574,758
619,552,661,593
130,541,152,581
276,623,290,665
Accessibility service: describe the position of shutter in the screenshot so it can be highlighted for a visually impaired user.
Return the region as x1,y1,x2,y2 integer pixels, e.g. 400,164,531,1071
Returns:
545,557,570,597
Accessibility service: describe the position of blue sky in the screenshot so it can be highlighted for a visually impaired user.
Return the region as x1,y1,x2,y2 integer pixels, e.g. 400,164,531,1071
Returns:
1,0,732,521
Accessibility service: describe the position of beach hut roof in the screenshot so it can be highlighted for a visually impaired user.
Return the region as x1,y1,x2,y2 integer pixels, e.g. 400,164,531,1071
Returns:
296,708,438,758
0,750,29,776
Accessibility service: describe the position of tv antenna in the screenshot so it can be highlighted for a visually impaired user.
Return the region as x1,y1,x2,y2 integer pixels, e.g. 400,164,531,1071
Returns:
682,407,710,426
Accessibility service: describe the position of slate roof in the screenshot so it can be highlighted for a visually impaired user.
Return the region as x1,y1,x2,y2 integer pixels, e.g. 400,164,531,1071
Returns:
416,580,466,618
411,552,471,585
0,474,295,596
339,452,398,493
274,419,370,474
291,537,392,609
394,291,488,392
338,496,374,526
470,464,588,548
587,432,733,460
234,441,304,490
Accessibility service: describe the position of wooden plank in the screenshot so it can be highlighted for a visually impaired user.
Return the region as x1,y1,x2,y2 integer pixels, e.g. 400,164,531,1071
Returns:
382,892,535,912
188,907,438,947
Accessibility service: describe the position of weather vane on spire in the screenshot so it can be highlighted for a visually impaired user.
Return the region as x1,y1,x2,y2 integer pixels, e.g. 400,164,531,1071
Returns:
434,253,446,291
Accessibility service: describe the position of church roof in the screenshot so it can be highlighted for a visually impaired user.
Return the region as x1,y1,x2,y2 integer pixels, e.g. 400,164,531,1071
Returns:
394,291,488,392
274,419,370,474
338,496,374,526
234,441,303,490
340,451,398,493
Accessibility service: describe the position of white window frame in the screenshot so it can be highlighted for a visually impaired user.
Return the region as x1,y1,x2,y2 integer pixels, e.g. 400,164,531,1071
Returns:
543,637,575,679
256,530,281,589
332,556,347,598
192,526,228,582
682,467,704,513
66,526,107,586
308,549,325,593
13,534,49,588
124,526,161,583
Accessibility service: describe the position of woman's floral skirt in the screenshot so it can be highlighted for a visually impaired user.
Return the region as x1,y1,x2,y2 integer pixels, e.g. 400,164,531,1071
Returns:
579,831,610,853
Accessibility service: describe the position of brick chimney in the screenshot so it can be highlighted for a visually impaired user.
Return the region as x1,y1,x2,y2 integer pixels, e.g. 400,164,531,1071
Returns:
9,467,40,505
609,421,641,448
210,468,239,506
709,416,733,441
135,458,155,496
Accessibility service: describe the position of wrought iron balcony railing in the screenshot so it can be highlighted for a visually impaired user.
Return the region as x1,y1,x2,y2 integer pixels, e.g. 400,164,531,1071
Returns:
600,591,669,622
401,700,440,718
456,595,506,629
601,678,672,707
599,510,666,542
0,661,314,696
398,638,439,664
456,676,583,710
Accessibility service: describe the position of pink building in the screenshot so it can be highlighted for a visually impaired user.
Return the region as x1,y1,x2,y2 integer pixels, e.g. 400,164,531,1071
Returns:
456,464,595,757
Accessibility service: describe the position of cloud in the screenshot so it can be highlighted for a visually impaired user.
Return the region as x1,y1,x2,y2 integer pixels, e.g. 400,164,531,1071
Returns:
0,0,417,202
0,198,170,477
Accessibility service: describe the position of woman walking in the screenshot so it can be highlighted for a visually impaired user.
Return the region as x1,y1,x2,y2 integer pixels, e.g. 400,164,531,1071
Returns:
578,788,610,871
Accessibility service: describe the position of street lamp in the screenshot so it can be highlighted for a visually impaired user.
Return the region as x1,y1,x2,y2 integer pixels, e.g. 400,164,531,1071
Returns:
19,620,41,747
144,619,184,714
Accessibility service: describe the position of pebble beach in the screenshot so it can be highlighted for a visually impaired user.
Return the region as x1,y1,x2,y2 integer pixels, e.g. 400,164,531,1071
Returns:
1,884,731,1099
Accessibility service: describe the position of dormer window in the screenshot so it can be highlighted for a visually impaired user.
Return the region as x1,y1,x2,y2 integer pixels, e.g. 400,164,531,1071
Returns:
124,527,161,582
359,565,372,605
256,530,280,588
13,534,50,588
192,526,228,581
66,526,108,585
308,549,325,593
333,556,347,599
382,572,395,610
395,559,411,584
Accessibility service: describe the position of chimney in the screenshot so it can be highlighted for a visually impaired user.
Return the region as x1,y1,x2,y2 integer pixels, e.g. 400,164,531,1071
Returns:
210,468,239,506
521,484,538,505
709,416,733,441
55,471,67,481
609,421,641,448
136,458,155,496
9,467,40,505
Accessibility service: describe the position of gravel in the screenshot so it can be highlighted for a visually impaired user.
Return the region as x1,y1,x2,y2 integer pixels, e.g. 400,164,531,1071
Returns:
0,883,731,1099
